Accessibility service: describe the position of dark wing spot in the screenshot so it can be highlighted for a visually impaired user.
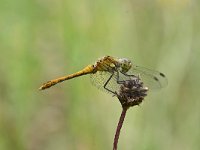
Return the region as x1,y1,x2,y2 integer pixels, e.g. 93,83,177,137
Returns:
153,76,159,81
159,72,165,77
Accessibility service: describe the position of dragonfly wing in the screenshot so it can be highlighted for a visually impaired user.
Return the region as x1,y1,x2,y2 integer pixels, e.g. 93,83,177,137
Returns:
128,65,168,89
90,71,122,94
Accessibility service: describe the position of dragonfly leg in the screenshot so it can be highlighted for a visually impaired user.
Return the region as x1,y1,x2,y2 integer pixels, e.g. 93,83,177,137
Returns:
121,72,139,81
116,71,125,84
121,71,137,78
116,71,138,84
103,73,116,95
117,71,140,85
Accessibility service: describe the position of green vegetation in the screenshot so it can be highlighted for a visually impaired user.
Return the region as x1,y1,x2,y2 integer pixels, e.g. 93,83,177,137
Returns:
0,0,199,150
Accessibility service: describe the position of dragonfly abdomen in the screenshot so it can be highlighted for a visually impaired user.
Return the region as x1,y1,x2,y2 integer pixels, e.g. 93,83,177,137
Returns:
39,65,95,90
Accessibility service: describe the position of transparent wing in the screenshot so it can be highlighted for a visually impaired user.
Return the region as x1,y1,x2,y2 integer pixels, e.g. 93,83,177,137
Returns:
127,65,168,90
90,71,121,94
90,64,167,93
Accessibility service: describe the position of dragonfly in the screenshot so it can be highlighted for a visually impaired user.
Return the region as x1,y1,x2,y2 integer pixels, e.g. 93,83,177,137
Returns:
39,56,167,94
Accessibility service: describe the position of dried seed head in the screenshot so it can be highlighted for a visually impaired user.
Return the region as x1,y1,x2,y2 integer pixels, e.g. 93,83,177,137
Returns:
116,75,148,108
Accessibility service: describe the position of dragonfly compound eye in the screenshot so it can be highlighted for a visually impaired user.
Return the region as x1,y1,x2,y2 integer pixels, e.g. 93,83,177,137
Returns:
118,58,132,73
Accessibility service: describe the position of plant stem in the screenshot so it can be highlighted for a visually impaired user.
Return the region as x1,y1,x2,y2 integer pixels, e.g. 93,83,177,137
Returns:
113,107,128,150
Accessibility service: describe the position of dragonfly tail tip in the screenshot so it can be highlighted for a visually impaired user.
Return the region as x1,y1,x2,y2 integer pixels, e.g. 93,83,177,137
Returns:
38,86,44,90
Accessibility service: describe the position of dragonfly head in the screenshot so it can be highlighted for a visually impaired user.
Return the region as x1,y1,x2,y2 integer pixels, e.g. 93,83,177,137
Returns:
118,58,132,73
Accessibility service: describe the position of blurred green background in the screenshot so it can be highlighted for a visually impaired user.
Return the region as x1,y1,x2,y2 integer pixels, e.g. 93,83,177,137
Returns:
0,0,200,150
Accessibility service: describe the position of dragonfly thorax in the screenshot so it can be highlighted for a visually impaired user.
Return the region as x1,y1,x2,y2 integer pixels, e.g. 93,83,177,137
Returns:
118,58,132,73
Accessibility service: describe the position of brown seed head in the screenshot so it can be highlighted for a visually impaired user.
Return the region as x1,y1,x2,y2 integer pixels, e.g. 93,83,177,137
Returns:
116,75,148,108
